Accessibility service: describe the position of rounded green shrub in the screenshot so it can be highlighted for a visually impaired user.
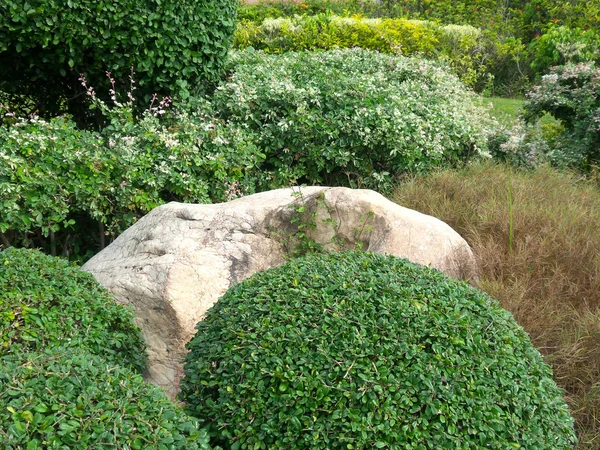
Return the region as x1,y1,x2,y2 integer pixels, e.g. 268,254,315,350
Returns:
0,347,212,449
0,0,237,118
180,251,577,449
211,48,492,191
0,248,146,373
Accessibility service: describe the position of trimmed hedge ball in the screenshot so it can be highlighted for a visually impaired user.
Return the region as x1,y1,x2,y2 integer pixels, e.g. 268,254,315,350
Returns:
0,248,146,373
180,251,577,449
0,348,212,449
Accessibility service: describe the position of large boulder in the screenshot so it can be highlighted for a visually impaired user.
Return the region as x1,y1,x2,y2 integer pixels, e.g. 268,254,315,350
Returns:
83,187,477,398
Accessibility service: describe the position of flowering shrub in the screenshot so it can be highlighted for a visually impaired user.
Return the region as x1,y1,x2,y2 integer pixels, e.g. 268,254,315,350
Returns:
0,93,262,259
212,48,493,189
1,49,495,259
523,63,600,168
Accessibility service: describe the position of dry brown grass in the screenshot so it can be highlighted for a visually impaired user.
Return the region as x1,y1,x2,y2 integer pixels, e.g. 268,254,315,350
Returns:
393,162,600,449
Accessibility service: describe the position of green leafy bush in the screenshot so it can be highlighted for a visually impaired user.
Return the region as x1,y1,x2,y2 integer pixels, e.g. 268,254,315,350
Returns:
523,63,600,168
0,248,146,373
0,0,237,120
210,48,492,190
180,251,577,449
0,347,212,450
234,15,439,56
0,101,262,258
529,26,600,74
234,15,527,93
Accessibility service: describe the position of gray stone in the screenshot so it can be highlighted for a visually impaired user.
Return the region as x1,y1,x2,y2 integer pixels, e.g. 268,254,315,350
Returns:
83,187,477,398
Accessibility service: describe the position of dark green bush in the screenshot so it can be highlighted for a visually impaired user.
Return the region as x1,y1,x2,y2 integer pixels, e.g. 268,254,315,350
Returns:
180,251,577,449
0,0,237,120
0,347,212,450
210,48,492,191
0,248,146,373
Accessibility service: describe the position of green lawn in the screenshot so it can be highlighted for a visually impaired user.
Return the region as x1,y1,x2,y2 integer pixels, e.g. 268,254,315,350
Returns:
481,96,560,128
479,96,524,126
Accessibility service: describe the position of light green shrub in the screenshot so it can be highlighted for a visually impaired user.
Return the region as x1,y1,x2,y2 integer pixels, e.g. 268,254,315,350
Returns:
211,48,493,190
234,14,527,93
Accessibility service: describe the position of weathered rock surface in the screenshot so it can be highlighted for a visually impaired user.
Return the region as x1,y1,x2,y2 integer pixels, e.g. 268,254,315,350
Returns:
83,187,477,398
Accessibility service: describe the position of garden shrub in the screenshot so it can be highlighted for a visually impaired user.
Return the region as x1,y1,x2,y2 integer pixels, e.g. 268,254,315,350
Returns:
211,48,492,191
180,251,577,449
529,26,600,74
0,0,237,121
234,15,527,93
0,347,212,450
0,100,262,258
523,62,600,169
0,247,146,373
237,0,368,22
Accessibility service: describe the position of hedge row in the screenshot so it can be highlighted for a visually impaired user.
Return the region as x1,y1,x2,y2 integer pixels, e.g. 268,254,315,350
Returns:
235,14,526,93
238,0,600,43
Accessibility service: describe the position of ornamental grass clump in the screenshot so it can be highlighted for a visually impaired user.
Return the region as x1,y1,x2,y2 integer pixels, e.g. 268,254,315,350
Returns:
180,251,576,449
0,347,212,450
0,248,146,373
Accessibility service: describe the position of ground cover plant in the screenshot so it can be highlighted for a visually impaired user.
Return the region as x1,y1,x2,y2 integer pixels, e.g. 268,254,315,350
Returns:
393,162,600,449
0,0,238,123
0,347,212,450
180,251,576,449
0,247,147,373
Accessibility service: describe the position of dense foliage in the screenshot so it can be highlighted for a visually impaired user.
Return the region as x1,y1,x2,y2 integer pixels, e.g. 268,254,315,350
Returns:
0,105,262,259
523,63,600,168
180,251,577,449
238,0,600,41
0,0,237,121
0,248,146,373
234,15,526,93
529,26,600,74
0,347,212,450
211,48,492,189
1,49,493,259
237,0,600,95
